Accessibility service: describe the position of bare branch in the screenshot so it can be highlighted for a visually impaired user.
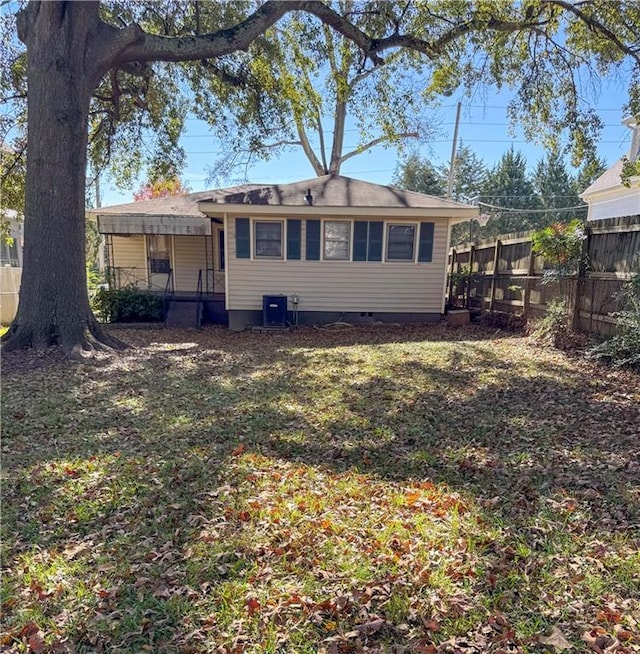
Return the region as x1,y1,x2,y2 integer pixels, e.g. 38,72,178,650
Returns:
339,131,419,166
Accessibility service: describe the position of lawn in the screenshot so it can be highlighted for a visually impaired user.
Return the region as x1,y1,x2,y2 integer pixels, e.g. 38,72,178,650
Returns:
1,325,639,653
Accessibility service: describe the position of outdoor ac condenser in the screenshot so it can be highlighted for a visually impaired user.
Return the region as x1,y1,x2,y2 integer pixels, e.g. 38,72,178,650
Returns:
262,295,287,327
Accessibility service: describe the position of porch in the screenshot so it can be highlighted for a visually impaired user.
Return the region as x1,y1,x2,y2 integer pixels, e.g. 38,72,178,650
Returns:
105,265,228,327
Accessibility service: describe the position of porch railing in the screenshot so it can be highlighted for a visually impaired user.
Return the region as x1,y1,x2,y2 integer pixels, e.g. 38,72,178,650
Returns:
107,266,172,293
163,269,175,326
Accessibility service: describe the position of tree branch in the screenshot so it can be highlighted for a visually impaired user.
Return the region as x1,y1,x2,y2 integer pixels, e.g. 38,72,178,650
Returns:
338,131,419,166
115,1,292,64
544,0,640,65
296,121,326,175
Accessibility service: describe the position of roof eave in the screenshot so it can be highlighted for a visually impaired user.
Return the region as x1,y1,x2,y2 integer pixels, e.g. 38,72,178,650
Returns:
198,202,478,219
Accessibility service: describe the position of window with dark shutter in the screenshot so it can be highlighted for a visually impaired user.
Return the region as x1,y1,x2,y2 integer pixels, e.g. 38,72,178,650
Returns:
386,224,416,261
353,222,368,261
255,221,283,257
367,221,383,261
306,219,321,260
287,219,301,260
323,221,350,260
235,218,250,258
418,222,435,262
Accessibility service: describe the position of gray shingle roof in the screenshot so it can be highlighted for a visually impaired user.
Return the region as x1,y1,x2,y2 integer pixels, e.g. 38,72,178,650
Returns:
93,175,476,217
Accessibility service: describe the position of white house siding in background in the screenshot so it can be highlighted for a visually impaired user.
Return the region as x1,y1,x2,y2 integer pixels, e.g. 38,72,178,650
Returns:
581,118,640,221
0,211,24,324
0,267,21,324
586,184,640,221
225,215,449,314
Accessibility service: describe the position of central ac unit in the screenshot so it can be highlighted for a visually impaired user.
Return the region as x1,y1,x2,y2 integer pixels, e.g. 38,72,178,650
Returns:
262,295,287,327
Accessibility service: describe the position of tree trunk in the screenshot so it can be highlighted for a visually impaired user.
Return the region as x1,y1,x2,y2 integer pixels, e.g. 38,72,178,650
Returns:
3,2,124,355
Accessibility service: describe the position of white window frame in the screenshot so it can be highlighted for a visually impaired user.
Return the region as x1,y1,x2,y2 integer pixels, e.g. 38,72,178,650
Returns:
253,219,284,259
385,222,418,263
322,220,352,261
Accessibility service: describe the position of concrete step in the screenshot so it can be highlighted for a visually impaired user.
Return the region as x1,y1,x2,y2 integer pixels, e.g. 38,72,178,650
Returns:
165,301,201,328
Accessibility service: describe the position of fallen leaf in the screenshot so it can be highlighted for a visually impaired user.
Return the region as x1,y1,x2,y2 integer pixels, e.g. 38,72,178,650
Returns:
583,628,621,654
246,597,261,617
28,632,45,653
539,626,573,651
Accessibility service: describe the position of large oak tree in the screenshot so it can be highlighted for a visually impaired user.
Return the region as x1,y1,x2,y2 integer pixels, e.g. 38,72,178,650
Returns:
2,0,639,354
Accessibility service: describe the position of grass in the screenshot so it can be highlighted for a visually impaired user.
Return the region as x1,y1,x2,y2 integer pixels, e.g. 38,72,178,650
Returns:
1,324,639,653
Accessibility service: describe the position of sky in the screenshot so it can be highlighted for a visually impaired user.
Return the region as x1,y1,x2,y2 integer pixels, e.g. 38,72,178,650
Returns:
100,79,636,207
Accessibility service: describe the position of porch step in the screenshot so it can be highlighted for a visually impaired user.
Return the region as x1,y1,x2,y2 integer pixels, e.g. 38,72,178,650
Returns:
165,300,201,328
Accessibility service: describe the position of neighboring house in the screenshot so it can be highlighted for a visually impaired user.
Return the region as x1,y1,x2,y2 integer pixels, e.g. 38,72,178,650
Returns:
0,209,24,324
580,117,640,221
92,175,477,330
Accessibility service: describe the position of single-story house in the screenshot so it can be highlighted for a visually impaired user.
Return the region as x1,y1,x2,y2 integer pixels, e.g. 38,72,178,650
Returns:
92,175,478,330
580,117,640,221
0,209,24,324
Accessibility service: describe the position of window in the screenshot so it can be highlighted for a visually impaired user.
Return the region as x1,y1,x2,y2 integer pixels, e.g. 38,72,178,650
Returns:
0,239,19,267
255,221,283,257
386,224,416,261
323,221,350,260
148,235,170,273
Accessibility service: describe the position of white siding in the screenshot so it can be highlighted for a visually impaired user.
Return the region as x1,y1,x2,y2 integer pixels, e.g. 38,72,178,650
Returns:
173,236,209,292
110,236,147,288
0,267,21,324
226,215,449,313
587,188,640,221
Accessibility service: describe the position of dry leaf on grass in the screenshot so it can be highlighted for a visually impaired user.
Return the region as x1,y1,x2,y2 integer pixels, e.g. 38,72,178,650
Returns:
538,626,573,651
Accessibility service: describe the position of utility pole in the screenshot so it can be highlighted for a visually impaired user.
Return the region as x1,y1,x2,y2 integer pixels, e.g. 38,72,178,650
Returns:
446,102,462,199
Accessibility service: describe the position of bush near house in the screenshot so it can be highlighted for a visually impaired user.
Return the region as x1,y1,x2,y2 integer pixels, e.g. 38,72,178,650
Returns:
93,285,164,323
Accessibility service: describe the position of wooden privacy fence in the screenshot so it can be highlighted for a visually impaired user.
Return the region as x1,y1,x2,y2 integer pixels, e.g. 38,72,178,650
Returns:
447,215,640,335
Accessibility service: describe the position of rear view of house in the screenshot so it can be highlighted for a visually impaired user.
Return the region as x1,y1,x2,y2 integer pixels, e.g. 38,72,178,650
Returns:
93,175,477,330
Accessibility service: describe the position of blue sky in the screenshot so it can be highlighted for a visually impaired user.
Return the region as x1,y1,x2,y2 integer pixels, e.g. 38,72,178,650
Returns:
101,78,635,207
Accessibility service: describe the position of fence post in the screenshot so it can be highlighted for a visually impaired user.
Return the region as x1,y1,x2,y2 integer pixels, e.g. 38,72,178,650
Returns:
523,240,535,317
572,226,591,331
448,248,457,307
466,245,475,309
489,239,502,312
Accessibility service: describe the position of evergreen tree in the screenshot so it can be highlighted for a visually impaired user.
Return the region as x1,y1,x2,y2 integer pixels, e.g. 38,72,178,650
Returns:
392,154,444,196
480,148,543,238
440,143,488,202
533,150,586,224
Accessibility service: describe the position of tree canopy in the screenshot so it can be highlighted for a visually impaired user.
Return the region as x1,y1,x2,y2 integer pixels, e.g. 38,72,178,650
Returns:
1,0,640,354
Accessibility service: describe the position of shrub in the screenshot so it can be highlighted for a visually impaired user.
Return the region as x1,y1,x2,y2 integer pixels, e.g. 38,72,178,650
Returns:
531,299,571,347
93,285,164,323
587,269,640,368
532,219,585,281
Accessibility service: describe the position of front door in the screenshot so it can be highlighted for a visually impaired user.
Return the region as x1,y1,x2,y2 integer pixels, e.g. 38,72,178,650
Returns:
147,235,172,291
207,227,225,294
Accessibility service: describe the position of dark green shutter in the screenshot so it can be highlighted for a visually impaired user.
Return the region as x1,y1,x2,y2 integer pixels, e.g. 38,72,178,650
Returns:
236,218,250,258
418,222,435,262
368,221,383,261
306,219,320,260
353,222,368,261
287,219,301,260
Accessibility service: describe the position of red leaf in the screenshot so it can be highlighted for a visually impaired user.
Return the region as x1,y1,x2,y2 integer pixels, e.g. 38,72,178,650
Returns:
247,597,261,617
231,444,246,457
28,633,45,653
19,622,39,638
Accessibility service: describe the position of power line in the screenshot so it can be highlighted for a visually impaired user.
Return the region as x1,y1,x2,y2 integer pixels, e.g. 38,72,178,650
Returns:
478,200,587,214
